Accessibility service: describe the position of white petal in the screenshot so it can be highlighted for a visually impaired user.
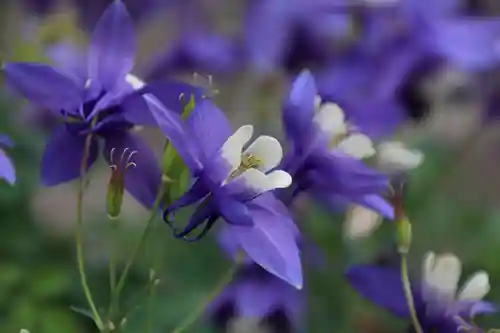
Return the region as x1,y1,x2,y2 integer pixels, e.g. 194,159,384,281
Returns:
234,168,271,194
313,102,346,140
125,73,146,90
314,95,322,111
244,135,283,172
266,170,292,189
377,141,424,172
424,252,462,298
458,271,490,301
337,134,375,159
220,125,254,172
344,205,382,239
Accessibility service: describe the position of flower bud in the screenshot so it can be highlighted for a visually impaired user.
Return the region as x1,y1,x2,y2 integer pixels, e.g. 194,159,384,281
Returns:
396,217,412,254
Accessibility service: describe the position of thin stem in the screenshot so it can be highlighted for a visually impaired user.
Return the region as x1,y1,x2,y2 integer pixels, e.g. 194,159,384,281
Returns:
170,262,239,333
400,253,423,333
109,220,118,294
76,131,104,330
147,279,159,333
109,181,166,315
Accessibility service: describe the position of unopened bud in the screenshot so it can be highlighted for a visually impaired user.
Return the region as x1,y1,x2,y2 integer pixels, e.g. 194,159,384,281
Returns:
396,217,412,254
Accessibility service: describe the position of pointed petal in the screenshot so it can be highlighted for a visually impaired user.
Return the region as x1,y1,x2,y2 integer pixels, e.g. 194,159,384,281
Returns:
41,126,99,186
345,264,421,318
230,206,303,289
283,70,317,149
3,62,82,113
88,0,135,90
0,150,15,185
123,79,206,126
469,301,498,317
186,99,233,159
103,132,162,209
353,194,394,220
244,135,283,173
46,42,88,86
458,271,490,301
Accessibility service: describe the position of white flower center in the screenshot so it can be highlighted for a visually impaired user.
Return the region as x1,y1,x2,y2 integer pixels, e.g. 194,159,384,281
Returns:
219,125,292,194
312,97,375,160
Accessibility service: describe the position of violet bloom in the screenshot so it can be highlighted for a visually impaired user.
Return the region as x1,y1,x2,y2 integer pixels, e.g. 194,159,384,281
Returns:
3,1,199,208
0,135,16,185
144,96,302,287
209,264,303,333
280,70,393,218
243,0,352,74
346,251,496,332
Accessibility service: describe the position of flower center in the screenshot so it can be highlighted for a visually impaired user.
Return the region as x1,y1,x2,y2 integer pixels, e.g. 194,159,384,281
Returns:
228,153,262,180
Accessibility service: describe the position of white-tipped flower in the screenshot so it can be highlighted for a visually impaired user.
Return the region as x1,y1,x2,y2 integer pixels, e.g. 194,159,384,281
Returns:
344,205,382,239
377,141,424,172
422,252,491,306
220,125,292,194
312,99,375,160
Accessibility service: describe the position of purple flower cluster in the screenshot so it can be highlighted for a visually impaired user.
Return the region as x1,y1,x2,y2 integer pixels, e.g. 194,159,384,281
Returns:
4,0,500,332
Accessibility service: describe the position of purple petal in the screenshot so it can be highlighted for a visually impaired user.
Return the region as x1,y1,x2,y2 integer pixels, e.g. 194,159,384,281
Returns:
229,203,303,289
41,126,99,186
0,150,15,185
3,62,83,113
103,132,162,209
283,70,317,149
428,18,500,71
352,194,394,220
186,99,233,159
469,301,498,317
345,264,423,318
0,135,14,148
46,42,88,86
88,0,135,91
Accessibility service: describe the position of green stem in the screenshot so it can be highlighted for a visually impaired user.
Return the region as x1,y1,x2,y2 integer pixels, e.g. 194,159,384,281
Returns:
147,279,158,333
109,181,166,316
400,254,423,333
171,262,239,333
76,131,104,330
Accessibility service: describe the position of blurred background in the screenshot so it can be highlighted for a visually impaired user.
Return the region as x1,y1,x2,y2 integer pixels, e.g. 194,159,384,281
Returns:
2,0,500,332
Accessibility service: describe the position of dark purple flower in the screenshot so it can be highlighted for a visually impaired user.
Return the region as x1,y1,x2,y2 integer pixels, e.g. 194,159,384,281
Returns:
0,135,16,185
242,0,352,74
279,70,393,219
21,0,54,16
144,96,302,287
346,251,497,332
208,264,303,333
3,1,199,208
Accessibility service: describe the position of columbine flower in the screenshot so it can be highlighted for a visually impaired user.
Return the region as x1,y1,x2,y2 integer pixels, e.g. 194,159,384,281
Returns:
3,1,201,208
0,135,16,185
208,264,303,333
242,0,352,74
148,97,301,287
346,251,497,332
279,70,393,218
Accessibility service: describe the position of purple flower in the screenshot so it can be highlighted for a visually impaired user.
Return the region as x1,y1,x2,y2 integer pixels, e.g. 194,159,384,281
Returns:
21,0,54,16
146,97,302,287
143,1,239,79
346,251,497,332
208,264,303,333
279,70,393,219
242,0,352,74
0,135,16,185
3,1,199,208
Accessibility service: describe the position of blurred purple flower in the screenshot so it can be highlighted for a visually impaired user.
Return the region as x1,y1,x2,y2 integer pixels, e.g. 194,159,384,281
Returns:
279,70,393,219
0,135,16,185
346,252,497,333
21,0,54,16
143,1,239,79
243,0,353,74
208,264,303,333
4,1,199,208
144,97,302,287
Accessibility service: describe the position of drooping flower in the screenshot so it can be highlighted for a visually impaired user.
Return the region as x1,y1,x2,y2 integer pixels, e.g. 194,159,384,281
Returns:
279,70,393,218
0,135,16,185
346,251,497,332
143,95,302,287
208,264,303,333
3,0,201,208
